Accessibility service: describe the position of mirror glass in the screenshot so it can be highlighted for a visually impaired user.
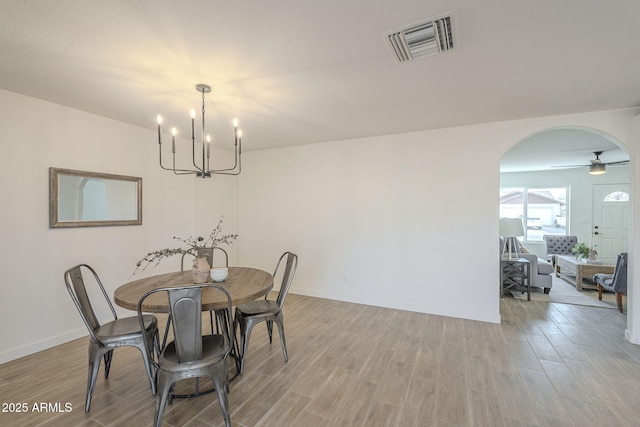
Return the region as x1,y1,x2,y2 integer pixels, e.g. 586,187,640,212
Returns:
49,167,142,228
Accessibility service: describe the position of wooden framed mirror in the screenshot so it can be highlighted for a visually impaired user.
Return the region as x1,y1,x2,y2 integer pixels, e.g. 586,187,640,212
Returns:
49,167,142,228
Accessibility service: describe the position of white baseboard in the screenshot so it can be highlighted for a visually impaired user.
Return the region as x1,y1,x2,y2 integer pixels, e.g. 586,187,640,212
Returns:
0,328,87,365
625,328,640,345
2,286,505,365
289,286,501,324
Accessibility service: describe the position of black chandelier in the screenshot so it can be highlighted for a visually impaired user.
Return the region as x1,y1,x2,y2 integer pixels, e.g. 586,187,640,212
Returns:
156,84,242,178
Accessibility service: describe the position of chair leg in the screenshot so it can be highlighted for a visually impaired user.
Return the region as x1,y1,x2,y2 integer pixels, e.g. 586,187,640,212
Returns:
616,293,624,313
266,320,273,343
154,372,171,427
275,319,288,363
135,344,157,395
211,363,231,427
210,310,216,335
597,284,603,301
239,322,256,374
85,343,103,412
153,330,161,361
232,315,241,371
103,349,113,379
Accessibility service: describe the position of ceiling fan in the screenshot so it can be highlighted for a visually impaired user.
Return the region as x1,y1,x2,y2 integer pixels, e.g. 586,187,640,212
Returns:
555,151,629,175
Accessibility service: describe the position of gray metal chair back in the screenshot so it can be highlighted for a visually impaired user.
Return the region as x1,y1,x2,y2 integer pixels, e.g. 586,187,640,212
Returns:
170,287,204,362
181,246,229,270
180,247,230,335
274,251,298,309
64,264,158,412
138,283,233,427
65,264,114,340
234,252,298,374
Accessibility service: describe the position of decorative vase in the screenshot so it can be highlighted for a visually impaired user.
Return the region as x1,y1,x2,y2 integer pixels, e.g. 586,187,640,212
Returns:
588,249,597,261
192,256,211,283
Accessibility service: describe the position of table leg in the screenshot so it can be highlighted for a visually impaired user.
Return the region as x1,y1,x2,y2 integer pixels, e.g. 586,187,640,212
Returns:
576,266,583,291
526,262,530,301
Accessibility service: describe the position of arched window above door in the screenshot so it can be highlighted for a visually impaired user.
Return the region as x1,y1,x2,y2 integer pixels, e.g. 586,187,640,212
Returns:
603,191,629,202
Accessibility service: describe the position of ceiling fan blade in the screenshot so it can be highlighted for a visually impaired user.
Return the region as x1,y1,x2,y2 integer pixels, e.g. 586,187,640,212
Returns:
549,150,628,171
551,164,588,168
605,160,630,166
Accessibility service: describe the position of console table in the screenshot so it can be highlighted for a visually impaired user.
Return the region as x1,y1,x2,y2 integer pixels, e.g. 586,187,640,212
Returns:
500,258,531,301
555,255,615,291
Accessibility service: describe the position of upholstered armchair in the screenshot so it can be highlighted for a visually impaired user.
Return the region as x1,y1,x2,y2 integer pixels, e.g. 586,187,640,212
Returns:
517,253,553,294
500,238,554,294
544,235,578,266
594,252,627,313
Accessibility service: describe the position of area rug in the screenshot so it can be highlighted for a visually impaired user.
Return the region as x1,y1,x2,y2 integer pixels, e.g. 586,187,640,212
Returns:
510,275,619,309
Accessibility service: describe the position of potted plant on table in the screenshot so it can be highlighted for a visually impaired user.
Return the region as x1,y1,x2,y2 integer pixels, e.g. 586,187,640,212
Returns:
133,217,238,282
572,242,597,261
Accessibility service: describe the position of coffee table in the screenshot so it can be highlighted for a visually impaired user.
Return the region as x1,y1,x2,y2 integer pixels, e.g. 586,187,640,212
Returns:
555,255,615,291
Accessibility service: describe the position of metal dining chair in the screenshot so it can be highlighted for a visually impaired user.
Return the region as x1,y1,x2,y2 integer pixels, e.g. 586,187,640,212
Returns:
181,246,230,334
234,252,298,374
138,283,234,427
64,264,159,412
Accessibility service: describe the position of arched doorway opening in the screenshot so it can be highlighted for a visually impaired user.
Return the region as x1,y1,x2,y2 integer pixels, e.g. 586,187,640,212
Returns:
499,126,631,314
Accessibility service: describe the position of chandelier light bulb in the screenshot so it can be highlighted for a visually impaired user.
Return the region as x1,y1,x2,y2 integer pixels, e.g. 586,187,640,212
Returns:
233,118,239,127
157,115,163,125
170,127,177,153
190,109,196,119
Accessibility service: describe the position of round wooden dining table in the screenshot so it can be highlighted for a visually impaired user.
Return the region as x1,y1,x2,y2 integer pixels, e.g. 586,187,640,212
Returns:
114,267,274,313
114,266,273,396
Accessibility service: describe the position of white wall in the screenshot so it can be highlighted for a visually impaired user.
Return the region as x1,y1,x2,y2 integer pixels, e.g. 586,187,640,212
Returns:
237,128,501,322
0,89,237,363
627,114,640,344
2,87,640,363
237,108,640,334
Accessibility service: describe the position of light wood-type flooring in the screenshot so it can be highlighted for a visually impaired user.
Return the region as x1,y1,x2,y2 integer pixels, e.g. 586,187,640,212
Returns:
1,293,639,426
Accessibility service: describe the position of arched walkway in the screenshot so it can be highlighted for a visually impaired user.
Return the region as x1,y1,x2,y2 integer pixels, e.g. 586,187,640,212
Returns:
499,126,632,331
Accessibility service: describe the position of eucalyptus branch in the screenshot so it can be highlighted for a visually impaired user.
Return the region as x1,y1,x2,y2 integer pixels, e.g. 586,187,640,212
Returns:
133,216,237,275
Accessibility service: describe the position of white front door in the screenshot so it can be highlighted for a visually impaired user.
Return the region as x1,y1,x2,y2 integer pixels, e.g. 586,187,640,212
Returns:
592,184,630,263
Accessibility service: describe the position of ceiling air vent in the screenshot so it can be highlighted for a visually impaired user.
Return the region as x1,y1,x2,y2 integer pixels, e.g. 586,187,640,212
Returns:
385,12,456,63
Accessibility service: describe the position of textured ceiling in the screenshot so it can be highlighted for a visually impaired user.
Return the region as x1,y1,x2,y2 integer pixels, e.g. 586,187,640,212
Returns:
1,0,639,170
